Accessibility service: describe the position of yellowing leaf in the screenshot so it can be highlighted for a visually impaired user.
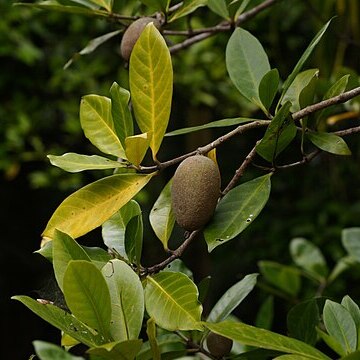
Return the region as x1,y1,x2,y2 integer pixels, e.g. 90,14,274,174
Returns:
80,95,125,158
125,132,151,167
206,148,218,167
129,23,173,159
42,173,154,240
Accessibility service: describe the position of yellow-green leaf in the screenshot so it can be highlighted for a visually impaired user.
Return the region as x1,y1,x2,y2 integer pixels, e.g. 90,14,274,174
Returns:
88,0,112,12
125,132,151,167
129,23,173,159
42,173,154,240
80,95,125,158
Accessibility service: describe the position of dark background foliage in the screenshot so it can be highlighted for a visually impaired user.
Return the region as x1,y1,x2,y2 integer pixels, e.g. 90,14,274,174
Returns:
1,0,360,358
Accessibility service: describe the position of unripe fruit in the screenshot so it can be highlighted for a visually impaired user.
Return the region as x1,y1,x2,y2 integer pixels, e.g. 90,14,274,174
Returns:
171,155,221,231
120,17,161,61
206,332,233,358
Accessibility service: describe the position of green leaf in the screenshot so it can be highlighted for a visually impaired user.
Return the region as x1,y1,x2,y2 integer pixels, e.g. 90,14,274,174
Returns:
146,318,161,360
125,133,150,167
323,299,357,354
198,276,212,305
87,339,143,360
81,246,111,269
274,356,317,360
204,174,271,252
340,350,360,359
110,82,134,149
279,18,333,105
316,326,345,356
168,0,207,22
287,299,320,345
226,27,270,107
88,0,112,11
129,23,173,159
341,295,360,348
102,200,142,257
48,153,126,173
307,132,351,155
15,1,110,17
52,229,91,291
63,260,112,341
65,30,121,69
255,296,274,330
42,173,153,240
289,238,328,281
139,0,170,12
101,260,144,341
281,69,319,112
125,215,143,267
165,117,259,136
259,69,279,111
166,259,194,279
208,0,229,19
204,321,330,359
80,95,125,158
259,261,301,297
328,256,358,284
256,102,296,163
12,296,104,347
149,179,175,250
342,228,360,261
33,340,85,360
144,272,203,331
207,274,258,323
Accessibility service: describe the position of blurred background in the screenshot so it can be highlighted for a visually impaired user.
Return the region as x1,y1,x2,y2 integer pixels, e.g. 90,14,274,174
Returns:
1,0,360,358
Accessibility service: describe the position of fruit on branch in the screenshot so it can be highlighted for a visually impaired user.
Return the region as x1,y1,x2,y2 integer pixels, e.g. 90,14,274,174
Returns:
120,17,161,61
206,332,233,358
171,155,221,231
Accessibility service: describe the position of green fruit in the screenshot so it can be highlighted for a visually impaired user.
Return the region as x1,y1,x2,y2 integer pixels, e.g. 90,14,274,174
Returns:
120,17,161,61
206,332,233,358
171,155,221,231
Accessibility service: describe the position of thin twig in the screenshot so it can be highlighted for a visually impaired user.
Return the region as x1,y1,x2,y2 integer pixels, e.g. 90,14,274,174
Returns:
292,86,360,121
334,125,360,137
222,142,260,196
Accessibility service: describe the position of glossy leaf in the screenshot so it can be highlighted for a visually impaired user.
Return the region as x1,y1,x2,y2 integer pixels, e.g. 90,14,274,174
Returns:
328,256,358,284
204,174,271,251
259,68,279,111
256,102,296,162
281,69,319,112
63,260,112,341
124,215,143,267
307,132,351,155
169,0,207,22
166,259,193,279
207,274,258,323
205,321,330,359
198,276,212,305
88,0,112,11
208,0,229,19
102,200,142,257
226,27,270,107
323,299,357,354
130,23,173,159
165,117,258,136
125,133,150,167
144,271,203,331
146,318,161,360
259,261,301,297
81,246,111,269
12,296,104,347
110,82,134,148
279,18,333,105
80,95,125,158
42,173,153,240
342,228,360,261
139,0,170,11
101,260,144,341
48,153,126,173
149,179,175,250
287,299,320,345
52,229,91,291
290,237,328,281
341,295,360,347
255,296,274,330
33,341,84,360
316,327,345,356
87,339,143,360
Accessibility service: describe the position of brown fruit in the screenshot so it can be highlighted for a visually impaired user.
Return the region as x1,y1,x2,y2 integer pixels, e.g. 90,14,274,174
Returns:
206,332,233,358
171,155,221,231
120,17,161,61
